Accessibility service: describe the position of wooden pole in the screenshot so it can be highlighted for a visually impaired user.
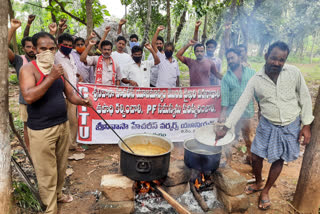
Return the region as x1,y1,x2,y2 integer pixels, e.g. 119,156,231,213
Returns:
0,0,12,212
292,86,320,213
155,186,191,214
189,181,209,212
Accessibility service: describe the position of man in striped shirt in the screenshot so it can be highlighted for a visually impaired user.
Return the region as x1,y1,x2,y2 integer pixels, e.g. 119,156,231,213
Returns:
219,48,256,165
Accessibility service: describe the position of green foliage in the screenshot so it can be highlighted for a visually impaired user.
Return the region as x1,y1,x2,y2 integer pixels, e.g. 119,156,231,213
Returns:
12,181,42,212
9,74,19,85
14,118,24,134
238,145,247,154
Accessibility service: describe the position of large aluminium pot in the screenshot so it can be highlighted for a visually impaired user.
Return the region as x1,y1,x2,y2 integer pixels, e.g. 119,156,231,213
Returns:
184,138,222,172
119,134,174,181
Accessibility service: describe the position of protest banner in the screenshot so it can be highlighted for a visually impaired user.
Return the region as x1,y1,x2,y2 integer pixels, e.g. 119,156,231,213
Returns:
77,83,221,144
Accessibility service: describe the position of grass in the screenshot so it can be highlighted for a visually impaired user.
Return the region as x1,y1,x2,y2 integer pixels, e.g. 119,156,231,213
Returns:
9,74,19,85
12,181,42,212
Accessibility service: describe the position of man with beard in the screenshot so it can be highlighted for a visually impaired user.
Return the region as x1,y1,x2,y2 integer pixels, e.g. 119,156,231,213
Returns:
176,40,222,86
237,44,251,67
219,48,256,165
149,35,164,87
19,32,92,214
80,39,121,85
8,19,36,150
55,33,84,152
151,25,180,87
216,41,314,210
121,43,160,87
193,21,222,85
71,36,95,83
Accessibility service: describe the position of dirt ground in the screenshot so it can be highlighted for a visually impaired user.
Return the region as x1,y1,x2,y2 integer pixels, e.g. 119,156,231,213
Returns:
8,69,319,214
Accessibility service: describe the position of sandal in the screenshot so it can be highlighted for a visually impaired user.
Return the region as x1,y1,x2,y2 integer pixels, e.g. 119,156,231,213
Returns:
57,194,73,203
245,185,263,195
258,198,271,210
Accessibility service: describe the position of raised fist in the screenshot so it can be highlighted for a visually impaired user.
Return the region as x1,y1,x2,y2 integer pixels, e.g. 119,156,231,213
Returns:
11,19,21,29
195,20,202,28
59,18,67,28
90,32,96,38
48,23,57,32
28,15,36,24
50,64,64,80
157,25,165,31
104,26,111,34
144,42,152,50
119,18,127,25
89,40,97,46
188,39,197,46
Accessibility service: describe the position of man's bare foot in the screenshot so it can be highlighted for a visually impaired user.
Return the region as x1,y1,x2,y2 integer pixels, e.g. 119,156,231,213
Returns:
259,191,271,210
245,183,264,195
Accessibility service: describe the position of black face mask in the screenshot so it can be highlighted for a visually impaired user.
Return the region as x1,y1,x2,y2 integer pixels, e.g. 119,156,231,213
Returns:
165,50,173,58
157,47,163,52
132,56,142,63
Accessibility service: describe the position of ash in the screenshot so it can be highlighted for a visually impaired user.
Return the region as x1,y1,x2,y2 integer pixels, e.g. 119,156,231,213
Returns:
135,187,221,213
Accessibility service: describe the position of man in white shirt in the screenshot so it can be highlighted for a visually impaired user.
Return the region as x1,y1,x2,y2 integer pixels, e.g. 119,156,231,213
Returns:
55,33,84,152
149,36,164,87
80,40,121,85
121,43,160,87
152,25,180,87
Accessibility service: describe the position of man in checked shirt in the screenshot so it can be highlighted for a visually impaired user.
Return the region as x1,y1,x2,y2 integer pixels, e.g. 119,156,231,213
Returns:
216,41,314,210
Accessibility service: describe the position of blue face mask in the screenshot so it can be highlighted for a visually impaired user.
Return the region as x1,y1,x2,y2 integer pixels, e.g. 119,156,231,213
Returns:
129,41,140,49
60,44,72,56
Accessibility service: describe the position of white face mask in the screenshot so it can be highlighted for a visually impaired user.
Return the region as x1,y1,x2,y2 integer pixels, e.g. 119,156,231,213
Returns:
36,50,55,75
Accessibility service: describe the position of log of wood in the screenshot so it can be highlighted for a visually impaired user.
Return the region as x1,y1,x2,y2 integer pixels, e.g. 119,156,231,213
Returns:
189,181,209,212
155,186,191,214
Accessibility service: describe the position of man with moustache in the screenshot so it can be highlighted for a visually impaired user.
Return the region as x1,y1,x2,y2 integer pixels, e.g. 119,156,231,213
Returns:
176,40,222,86
149,35,164,87
55,33,84,152
216,41,314,210
152,25,180,87
71,36,95,83
219,48,256,165
19,32,92,214
80,39,122,85
8,19,36,150
193,21,222,85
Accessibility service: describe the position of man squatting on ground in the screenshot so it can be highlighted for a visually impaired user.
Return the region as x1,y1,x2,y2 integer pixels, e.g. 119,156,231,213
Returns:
19,32,92,214
216,41,314,210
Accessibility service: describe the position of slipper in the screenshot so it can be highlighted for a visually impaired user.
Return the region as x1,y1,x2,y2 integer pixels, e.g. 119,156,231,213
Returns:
259,199,271,210
57,194,73,203
75,146,86,152
245,185,263,195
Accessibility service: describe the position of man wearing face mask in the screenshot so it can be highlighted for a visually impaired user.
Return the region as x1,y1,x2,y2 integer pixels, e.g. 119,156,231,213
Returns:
151,25,180,87
216,42,314,210
55,33,84,152
176,40,222,86
80,39,121,85
149,35,164,87
121,43,160,87
19,32,92,214
193,21,222,86
8,19,36,150
70,37,95,83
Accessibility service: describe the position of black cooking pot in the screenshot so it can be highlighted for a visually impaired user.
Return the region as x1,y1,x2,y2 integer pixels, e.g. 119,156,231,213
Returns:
119,134,174,181
184,138,222,172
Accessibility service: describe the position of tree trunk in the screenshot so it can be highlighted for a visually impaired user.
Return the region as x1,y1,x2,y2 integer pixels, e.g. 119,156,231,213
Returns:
292,86,320,213
49,0,57,23
141,0,151,47
0,0,12,213
8,0,19,54
174,9,187,44
166,0,171,42
85,0,93,39
201,0,210,45
310,32,317,64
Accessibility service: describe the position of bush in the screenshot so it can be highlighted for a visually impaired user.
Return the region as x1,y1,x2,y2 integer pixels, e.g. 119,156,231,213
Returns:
12,181,42,212
9,74,19,85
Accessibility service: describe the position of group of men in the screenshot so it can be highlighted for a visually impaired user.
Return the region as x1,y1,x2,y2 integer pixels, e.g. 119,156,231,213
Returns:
8,14,314,213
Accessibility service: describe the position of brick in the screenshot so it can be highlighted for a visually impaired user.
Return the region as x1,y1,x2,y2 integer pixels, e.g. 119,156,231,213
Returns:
217,189,249,213
162,182,190,197
94,197,134,214
100,174,134,202
213,168,247,196
163,160,191,186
